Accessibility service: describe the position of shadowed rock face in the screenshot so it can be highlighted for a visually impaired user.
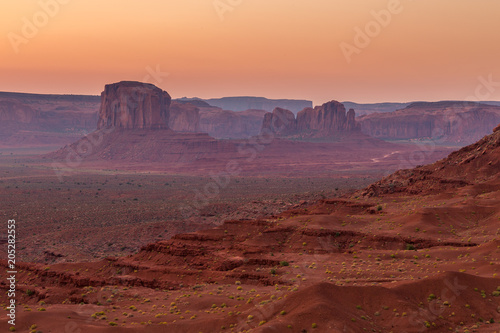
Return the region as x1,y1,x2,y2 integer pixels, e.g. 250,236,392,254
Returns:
0,92,99,148
261,107,297,136
199,108,267,139
261,101,360,138
357,101,500,144
97,81,171,130
0,99,38,123
169,102,200,132
297,101,359,134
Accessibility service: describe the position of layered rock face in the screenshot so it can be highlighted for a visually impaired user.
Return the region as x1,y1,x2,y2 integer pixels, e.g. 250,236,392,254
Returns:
48,82,241,165
169,102,200,132
169,102,267,138
358,101,500,144
261,101,360,138
0,92,99,147
362,120,500,197
199,108,267,139
0,99,38,124
261,107,296,136
297,101,359,134
97,81,171,130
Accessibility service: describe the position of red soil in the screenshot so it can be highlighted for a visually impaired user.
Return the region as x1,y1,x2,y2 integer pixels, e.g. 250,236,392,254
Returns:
44,129,453,177
2,127,500,332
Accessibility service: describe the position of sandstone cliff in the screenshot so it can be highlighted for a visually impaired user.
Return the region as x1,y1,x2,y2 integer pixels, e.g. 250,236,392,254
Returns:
358,101,500,144
361,120,500,197
260,107,296,136
261,101,360,138
169,102,200,132
97,81,171,130
0,92,99,147
169,102,266,138
199,108,267,139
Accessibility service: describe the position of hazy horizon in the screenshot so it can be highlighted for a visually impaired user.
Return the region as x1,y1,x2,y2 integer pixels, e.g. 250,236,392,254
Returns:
3,86,500,107
2,0,500,105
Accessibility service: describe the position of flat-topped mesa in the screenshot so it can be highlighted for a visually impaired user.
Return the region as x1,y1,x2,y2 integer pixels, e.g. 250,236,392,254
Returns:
261,101,360,137
357,101,500,144
97,81,171,130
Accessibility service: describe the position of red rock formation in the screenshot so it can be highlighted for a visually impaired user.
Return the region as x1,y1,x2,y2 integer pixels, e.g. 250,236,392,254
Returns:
199,107,267,139
346,108,357,131
297,101,360,136
260,107,296,135
0,93,99,147
261,101,360,138
169,101,200,132
358,101,500,144
47,82,242,166
97,81,171,130
361,120,500,196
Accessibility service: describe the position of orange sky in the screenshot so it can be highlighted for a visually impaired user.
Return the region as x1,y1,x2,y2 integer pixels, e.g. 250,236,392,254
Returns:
1,0,500,104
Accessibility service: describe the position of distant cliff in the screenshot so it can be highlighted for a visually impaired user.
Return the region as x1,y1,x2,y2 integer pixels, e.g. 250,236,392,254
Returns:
261,101,360,138
342,101,410,116
176,96,312,114
169,102,200,133
199,108,267,139
357,101,500,144
0,92,99,147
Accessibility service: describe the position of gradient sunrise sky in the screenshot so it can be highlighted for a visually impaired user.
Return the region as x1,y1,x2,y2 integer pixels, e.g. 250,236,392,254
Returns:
1,0,499,104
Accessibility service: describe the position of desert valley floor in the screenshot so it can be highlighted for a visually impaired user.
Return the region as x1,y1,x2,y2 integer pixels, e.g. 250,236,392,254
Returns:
1,126,500,332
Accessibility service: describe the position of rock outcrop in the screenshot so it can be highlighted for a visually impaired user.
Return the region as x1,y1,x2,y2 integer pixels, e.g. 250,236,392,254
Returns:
0,92,99,147
169,102,200,132
261,101,360,138
169,102,267,138
297,101,359,134
260,107,296,136
46,82,242,167
199,108,267,139
357,101,500,144
361,120,500,197
97,81,171,130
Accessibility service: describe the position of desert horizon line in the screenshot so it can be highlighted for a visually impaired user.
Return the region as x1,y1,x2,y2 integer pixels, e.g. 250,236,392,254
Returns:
2,86,500,107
